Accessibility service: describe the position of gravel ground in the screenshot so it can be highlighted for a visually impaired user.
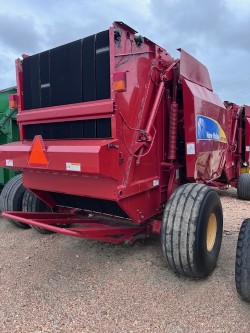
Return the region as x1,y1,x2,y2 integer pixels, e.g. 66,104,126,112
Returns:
0,188,249,333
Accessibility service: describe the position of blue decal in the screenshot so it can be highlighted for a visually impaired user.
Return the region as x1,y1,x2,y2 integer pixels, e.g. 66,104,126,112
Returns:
196,115,226,142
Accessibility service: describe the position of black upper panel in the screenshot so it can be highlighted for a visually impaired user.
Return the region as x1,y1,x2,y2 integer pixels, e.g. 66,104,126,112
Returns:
23,30,110,110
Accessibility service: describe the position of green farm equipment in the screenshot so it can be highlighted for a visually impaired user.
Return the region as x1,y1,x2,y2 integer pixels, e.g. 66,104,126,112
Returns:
0,87,19,188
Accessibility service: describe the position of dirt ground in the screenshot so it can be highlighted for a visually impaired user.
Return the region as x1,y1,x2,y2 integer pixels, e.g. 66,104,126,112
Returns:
0,188,249,333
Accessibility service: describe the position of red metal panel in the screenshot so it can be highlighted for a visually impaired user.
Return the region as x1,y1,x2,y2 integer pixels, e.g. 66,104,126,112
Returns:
179,49,213,91
183,78,228,181
22,170,118,201
17,100,114,124
245,106,250,117
0,139,119,180
111,24,171,204
119,187,160,223
245,117,250,164
117,176,160,198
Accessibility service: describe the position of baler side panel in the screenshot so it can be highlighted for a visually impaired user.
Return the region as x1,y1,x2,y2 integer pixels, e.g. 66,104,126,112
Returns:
112,22,174,220
183,79,228,181
113,32,160,185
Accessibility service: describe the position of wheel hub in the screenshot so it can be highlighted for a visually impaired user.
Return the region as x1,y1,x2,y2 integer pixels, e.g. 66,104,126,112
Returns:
206,213,217,251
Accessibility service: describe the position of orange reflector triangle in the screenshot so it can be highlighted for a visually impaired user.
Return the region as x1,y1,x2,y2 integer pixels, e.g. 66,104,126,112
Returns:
28,135,48,165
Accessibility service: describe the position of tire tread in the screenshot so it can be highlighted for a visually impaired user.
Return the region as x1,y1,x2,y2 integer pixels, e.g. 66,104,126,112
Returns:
235,219,250,301
161,183,222,278
237,174,250,200
0,174,29,228
22,189,52,234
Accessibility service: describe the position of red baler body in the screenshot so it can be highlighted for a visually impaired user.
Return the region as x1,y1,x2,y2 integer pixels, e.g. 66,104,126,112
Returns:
0,22,249,241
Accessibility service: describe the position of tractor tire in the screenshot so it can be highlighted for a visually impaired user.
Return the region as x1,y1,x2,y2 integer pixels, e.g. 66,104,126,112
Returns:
161,183,223,278
235,219,250,302
0,174,30,229
22,189,53,234
237,173,250,200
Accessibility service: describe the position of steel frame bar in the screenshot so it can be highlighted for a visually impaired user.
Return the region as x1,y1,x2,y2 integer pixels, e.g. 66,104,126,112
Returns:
2,211,151,243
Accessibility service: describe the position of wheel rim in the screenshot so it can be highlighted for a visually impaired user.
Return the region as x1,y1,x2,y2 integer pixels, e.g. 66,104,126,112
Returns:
206,213,217,251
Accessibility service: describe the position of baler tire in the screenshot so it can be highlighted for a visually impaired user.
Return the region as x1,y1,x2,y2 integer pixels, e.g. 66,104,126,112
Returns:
22,189,53,234
161,183,223,278
235,219,250,302
0,174,30,229
237,173,250,200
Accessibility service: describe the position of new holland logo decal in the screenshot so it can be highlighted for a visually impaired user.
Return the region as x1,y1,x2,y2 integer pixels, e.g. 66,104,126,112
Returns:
196,115,227,143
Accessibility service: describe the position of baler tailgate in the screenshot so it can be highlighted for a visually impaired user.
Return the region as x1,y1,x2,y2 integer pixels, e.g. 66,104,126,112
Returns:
1,211,150,243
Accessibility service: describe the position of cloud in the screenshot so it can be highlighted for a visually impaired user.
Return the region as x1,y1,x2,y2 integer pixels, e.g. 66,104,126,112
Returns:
147,0,250,53
147,0,250,104
0,14,44,53
0,0,249,104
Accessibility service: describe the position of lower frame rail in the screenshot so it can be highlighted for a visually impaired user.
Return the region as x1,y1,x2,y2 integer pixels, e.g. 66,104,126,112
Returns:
2,211,152,243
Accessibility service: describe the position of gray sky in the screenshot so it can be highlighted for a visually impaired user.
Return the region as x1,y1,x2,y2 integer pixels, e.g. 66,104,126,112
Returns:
1,0,250,105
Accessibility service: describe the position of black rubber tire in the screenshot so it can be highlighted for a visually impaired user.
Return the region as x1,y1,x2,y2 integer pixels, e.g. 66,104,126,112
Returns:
237,173,250,200
161,183,223,278
0,174,30,229
235,218,250,302
22,189,53,234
